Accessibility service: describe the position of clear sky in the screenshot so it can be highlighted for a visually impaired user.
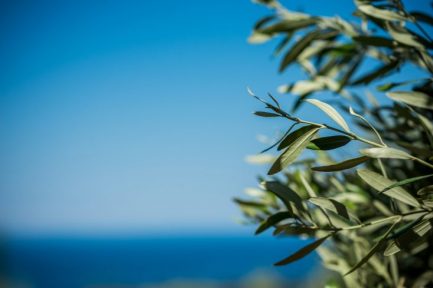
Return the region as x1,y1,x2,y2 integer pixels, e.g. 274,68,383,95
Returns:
0,0,429,235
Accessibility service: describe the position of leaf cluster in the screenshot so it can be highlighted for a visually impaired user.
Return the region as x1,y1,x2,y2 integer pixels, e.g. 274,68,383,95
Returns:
236,0,433,287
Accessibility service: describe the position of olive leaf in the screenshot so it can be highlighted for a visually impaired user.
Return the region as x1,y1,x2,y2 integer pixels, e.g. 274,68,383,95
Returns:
349,106,384,145
356,2,409,22
384,219,432,256
233,198,268,209
312,156,369,172
269,126,321,175
379,174,433,195
254,111,280,117
376,78,425,92
345,220,400,276
357,169,420,207
417,185,433,196
416,112,433,142
386,23,425,50
278,125,320,150
263,181,304,213
256,211,293,235
387,91,433,110
279,30,321,72
410,11,433,26
258,18,318,34
274,234,332,266
305,99,350,132
360,147,412,160
353,36,395,48
279,30,338,72
261,123,298,153
309,197,350,220
307,135,352,150
273,224,317,237
351,61,399,85
248,32,273,44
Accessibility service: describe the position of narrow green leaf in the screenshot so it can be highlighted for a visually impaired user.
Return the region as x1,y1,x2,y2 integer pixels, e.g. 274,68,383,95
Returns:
417,113,433,142
413,219,432,237
279,30,321,72
274,234,331,266
253,0,278,8
345,220,399,276
233,198,267,208
259,18,318,34
386,22,425,50
383,241,400,257
248,16,276,43
284,79,325,95
396,141,433,157
233,198,267,218
379,174,433,195
278,125,320,150
264,181,304,213
267,92,280,108
412,271,433,288
337,55,363,92
297,41,330,61
423,200,433,208
312,156,369,172
307,135,351,150
273,224,316,237
357,169,420,207
248,32,273,44
353,36,395,48
357,4,408,22
384,219,432,256
253,15,275,30
305,99,350,132
387,91,433,110
387,217,425,242
309,197,350,220
360,147,412,160
376,78,425,92
254,111,280,117
279,30,338,72
376,83,395,92
256,211,292,235
245,154,275,164
419,51,433,72
417,185,433,196
273,35,292,57
349,106,384,145
351,61,399,85
261,123,298,153
268,126,320,175
410,11,433,26
317,56,340,77
299,173,317,197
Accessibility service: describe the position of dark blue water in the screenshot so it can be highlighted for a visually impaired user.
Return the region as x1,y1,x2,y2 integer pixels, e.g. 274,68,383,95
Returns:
1,235,319,288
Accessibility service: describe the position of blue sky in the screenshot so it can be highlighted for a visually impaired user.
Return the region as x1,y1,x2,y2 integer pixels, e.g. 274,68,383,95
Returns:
0,0,429,235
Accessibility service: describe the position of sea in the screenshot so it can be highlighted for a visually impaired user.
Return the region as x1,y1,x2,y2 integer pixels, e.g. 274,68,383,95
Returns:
0,234,321,288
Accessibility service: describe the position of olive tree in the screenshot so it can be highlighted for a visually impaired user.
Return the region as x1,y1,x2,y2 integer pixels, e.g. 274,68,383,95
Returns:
235,0,433,287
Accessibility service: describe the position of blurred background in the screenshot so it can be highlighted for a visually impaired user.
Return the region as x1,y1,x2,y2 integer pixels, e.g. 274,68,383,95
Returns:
0,0,428,287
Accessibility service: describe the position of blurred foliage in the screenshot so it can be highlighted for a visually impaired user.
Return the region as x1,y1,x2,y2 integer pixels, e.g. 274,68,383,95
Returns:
236,0,433,287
